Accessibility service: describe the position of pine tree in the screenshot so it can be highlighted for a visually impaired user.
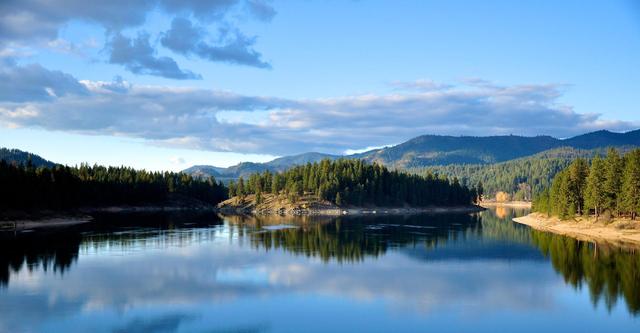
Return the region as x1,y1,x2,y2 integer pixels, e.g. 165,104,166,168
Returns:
585,156,606,220
567,158,588,215
603,148,623,216
476,180,484,202
622,149,640,219
237,177,246,201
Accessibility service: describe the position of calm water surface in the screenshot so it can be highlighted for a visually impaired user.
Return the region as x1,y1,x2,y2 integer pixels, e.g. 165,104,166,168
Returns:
1,207,639,333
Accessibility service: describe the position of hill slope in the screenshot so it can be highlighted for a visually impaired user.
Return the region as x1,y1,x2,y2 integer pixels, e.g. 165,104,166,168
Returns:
414,146,638,200
185,129,640,180
0,148,56,168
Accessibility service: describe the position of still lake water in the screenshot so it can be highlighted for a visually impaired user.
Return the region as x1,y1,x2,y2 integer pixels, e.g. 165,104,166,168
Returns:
1,207,639,333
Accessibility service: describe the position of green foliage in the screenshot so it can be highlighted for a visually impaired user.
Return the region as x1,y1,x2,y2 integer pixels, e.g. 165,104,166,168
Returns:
0,161,227,211
534,149,640,220
410,147,606,199
603,148,623,215
585,157,607,218
235,159,477,207
622,150,640,219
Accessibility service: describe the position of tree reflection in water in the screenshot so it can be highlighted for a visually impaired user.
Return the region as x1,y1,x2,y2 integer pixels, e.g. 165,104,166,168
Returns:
531,230,640,315
1,208,639,316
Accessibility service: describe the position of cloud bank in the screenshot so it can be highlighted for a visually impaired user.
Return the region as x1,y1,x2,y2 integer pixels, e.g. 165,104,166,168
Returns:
0,64,635,155
161,18,271,69
0,0,274,79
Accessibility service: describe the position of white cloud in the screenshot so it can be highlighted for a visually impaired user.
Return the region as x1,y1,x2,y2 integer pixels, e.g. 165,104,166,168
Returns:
169,156,186,165
0,63,635,155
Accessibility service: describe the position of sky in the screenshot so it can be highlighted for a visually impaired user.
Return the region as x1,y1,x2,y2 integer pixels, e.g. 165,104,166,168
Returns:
0,0,639,171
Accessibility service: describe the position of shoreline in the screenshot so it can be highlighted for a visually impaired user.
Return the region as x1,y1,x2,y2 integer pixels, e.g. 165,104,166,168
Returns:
0,205,218,231
513,213,640,247
480,201,531,208
218,205,485,216
0,216,94,231
1,204,484,231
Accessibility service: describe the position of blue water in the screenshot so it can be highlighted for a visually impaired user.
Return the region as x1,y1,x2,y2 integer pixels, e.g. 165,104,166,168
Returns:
1,207,638,333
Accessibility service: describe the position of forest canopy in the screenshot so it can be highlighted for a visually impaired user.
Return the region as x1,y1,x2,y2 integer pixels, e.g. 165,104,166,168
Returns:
412,147,635,201
0,160,227,211
227,159,479,207
532,148,640,220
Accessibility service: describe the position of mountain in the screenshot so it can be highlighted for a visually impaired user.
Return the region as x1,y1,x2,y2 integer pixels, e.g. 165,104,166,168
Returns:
265,152,338,170
563,129,640,149
0,148,56,168
184,129,640,180
356,129,640,169
184,152,339,182
354,134,560,168
415,146,638,199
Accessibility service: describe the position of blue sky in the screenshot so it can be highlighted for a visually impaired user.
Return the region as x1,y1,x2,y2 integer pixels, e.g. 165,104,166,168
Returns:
0,0,639,170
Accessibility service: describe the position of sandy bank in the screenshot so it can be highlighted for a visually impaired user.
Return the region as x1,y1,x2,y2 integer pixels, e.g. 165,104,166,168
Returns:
513,213,640,247
220,206,483,216
480,201,532,208
219,193,484,216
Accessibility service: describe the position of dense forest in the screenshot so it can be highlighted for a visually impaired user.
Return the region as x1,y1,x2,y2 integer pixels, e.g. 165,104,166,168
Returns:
411,147,633,200
0,159,227,212
532,148,640,220
226,159,479,207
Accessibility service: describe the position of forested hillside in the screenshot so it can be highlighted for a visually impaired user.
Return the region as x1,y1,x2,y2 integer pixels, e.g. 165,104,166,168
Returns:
0,148,56,168
412,147,634,200
532,148,640,220
226,159,478,207
357,129,640,168
0,161,227,212
184,129,640,182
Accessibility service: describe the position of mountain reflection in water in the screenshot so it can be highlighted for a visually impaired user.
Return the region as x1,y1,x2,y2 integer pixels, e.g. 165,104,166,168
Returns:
0,208,638,333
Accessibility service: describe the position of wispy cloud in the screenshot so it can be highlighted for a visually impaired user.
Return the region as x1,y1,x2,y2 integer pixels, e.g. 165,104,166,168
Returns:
0,0,275,78
0,61,635,155
160,18,270,69
107,32,201,80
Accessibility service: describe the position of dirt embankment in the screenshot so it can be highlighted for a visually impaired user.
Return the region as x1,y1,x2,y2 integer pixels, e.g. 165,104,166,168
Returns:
217,193,483,216
513,212,640,247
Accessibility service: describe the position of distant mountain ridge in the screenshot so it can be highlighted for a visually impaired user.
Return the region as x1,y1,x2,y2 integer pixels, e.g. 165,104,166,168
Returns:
185,129,640,180
0,148,56,168
183,152,338,181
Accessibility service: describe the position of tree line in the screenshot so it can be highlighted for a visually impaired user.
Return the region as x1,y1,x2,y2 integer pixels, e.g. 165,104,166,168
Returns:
410,147,623,201
227,159,479,207
0,159,227,211
532,148,640,220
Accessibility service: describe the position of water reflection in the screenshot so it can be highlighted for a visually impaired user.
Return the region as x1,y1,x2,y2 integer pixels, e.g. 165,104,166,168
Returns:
531,231,640,315
229,213,483,262
0,211,223,287
0,208,639,332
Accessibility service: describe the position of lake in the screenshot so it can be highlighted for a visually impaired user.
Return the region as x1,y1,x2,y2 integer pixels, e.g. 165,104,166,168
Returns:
1,207,638,333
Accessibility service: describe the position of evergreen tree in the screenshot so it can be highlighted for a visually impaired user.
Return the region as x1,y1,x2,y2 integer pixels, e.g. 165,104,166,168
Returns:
476,180,484,201
585,157,607,220
0,161,227,210
225,159,475,207
335,192,343,206
567,158,588,215
237,177,246,201
603,148,623,216
622,149,640,219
